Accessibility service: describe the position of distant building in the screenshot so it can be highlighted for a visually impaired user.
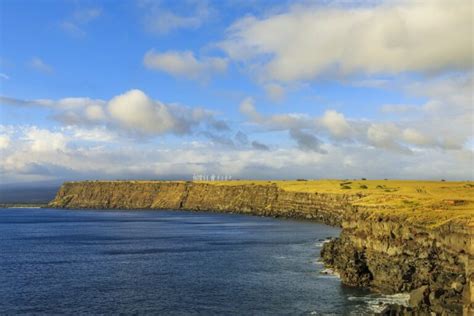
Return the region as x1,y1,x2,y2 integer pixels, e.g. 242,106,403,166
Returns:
192,173,233,181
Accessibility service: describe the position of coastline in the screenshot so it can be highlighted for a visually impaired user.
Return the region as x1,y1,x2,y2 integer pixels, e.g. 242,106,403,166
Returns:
48,180,473,315
0,203,48,208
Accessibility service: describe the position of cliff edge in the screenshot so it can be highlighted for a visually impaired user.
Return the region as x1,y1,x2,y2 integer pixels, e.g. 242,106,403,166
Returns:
49,180,473,315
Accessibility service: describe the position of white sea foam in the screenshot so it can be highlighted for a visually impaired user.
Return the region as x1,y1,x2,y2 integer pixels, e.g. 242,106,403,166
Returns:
7,206,41,209
319,268,340,278
314,239,331,248
348,292,410,314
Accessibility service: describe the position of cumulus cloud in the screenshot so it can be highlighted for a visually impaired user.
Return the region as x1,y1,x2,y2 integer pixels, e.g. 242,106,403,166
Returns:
144,50,227,80
238,72,473,153
0,134,10,149
219,0,472,83
366,123,408,153
108,89,176,134
23,127,68,152
319,110,351,138
402,128,433,147
0,89,225,137
29,57,53,74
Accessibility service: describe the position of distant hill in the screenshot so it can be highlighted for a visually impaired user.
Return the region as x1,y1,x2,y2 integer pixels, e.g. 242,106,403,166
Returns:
0,184,59,204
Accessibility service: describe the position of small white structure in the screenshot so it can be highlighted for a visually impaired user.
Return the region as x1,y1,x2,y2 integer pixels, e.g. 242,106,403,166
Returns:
192,173,233,181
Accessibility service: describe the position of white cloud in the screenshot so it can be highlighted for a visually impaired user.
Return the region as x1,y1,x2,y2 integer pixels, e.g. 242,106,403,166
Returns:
1,125,472,184
239,97,261,121
143,50,227,80
238,69,473,152
319,110,351,138
220,0,472,83
1,89,225,137
239,97,312,130
0,73,9,80
367,123,407,152
108,89,176,134
402,128,433,147
84,104,107,121
140,1,212,35
23,127,68,152
0,134,10,149
29,57,53,74
64,126,116,143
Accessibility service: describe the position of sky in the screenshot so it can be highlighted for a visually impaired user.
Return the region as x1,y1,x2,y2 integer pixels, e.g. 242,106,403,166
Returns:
0,0,472,184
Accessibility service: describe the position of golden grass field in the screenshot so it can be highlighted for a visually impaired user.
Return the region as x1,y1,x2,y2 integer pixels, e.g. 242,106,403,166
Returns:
201,179,474,228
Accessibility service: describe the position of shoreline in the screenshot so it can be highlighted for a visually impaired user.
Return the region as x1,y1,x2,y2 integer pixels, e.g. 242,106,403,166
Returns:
48,180,473,315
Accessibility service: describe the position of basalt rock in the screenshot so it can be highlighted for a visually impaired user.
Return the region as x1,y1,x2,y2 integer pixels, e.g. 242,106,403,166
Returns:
49,181,354,226
321,215,472,315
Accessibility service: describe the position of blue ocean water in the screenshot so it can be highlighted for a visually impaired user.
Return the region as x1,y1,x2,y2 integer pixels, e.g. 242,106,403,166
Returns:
0,208,403,315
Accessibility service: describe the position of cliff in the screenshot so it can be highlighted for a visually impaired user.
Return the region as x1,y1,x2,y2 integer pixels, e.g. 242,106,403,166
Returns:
49,181,357,226
49,180,473,315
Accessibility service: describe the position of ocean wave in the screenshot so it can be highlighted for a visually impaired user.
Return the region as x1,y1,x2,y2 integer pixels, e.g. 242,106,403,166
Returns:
348,292,410,315
319,268,340,278
314,238,332,248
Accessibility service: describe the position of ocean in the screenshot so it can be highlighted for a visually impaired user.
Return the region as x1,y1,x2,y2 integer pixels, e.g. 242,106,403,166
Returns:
0,208,406,315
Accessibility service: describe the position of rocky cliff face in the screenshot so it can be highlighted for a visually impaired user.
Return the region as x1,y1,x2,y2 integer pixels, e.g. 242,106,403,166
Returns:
49,181,472,315
321,214,472,315
49,181,357,226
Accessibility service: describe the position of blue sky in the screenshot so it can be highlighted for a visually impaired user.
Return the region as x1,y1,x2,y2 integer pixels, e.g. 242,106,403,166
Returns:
0,0,472,184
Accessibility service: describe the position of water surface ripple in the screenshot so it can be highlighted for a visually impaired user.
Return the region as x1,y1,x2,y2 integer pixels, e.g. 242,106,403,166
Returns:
1,208,389,315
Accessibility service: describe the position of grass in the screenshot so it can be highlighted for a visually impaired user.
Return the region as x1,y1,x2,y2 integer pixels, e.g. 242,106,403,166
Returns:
200,179,474,228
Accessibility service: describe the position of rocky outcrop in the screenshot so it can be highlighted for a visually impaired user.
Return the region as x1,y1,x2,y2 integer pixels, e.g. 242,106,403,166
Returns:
321,211,473,315
49,180,473,315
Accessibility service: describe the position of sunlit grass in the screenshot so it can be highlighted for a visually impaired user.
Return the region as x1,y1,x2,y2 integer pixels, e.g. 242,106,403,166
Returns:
73,179,473,228
201,179,474,228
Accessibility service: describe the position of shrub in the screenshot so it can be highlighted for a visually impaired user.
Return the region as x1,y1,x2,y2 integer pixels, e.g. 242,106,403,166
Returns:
341,185,351,189
359,185,368,189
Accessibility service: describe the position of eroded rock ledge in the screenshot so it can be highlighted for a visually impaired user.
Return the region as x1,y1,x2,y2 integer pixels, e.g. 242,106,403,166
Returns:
49,180,473,315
